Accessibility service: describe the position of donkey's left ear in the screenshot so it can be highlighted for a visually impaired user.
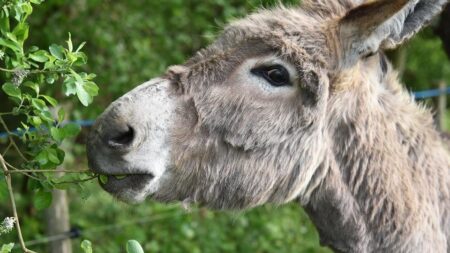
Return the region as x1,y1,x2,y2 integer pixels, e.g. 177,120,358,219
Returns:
339,0,448,65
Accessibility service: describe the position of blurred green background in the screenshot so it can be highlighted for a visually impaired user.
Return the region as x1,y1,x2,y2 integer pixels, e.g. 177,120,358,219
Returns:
1,0,449,252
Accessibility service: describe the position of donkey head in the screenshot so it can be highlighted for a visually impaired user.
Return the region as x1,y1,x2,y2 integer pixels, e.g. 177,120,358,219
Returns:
87,0,447,208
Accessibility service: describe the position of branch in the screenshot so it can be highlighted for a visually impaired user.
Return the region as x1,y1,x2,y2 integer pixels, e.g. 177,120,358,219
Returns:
0,154,37,253
3,169,91,174
0,66,67,75
0,116,28,162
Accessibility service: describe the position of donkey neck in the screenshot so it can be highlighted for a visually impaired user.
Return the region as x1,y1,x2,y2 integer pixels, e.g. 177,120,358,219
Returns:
304,60,450,253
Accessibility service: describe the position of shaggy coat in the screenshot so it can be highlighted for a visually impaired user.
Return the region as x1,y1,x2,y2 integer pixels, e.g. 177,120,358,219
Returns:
87,0,450,252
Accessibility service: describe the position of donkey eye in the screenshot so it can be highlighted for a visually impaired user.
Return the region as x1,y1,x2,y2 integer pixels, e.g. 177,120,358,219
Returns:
251,65,291,87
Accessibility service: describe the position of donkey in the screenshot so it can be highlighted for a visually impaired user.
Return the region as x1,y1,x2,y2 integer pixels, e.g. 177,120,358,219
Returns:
86,0,450,252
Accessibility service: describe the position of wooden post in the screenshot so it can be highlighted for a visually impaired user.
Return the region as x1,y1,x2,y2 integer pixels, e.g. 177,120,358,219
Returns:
437,80,447,131
45,170,72,253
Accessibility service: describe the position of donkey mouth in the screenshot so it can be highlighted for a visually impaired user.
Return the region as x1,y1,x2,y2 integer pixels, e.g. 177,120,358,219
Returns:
97,173,155,194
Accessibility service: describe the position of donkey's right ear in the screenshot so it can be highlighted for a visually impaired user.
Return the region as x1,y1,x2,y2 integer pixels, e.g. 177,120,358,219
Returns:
339,0,448,67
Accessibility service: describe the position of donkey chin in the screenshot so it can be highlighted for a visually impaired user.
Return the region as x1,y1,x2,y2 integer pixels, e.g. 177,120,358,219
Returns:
86,78,176,203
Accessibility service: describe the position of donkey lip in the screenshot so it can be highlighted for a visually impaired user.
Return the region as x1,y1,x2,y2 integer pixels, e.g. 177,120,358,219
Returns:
97,173,154,190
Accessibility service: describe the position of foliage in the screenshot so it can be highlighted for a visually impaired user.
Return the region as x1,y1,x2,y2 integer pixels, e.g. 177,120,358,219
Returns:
80,240,92,253
0,0,98,251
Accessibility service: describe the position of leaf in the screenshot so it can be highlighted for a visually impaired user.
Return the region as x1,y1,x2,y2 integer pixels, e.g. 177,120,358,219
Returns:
0,13,10,34
29,50,49,62
126,240,144,253
47,148,60,164
62,123,81,137
35,150,48,165
39,110,54,123
50,127,64,142
99,175,108,185
67,32,73,52
63,77,77,96
46,76,55,84
0,243,14,253
81,240,93,253
0,37,20,52
34,190,52,210
2,83,21,98
40,95,57,106
23,81,39,95
31,98,47,111
76,41,86,52
76,86,92,106
57,108,66,123
12,22,29,43
49,44,64,60
30,116,42,127
83,81,99,97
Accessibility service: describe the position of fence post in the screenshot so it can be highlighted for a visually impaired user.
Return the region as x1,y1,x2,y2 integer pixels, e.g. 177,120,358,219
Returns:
45,170,72,253
437,80,447,131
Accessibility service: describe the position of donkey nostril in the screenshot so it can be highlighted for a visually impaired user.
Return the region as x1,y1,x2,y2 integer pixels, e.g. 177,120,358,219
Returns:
107,126,135,148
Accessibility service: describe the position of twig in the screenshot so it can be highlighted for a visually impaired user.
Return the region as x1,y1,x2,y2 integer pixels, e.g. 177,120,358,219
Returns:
0,66,16,72
2,169,91,174
3,162,44,181
0,66,66,74
2,141,13,156
0,154,37,253
0,116,28,162
54,175,97,185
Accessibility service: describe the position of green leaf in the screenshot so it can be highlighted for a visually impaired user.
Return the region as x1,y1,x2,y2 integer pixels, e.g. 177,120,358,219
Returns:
39,110,54,123
63,77,77,96
76,86,92,106
47,148,60,164
99,175,108,185
20,3,33,19
0,243,14,253
31,98,47,111
34,190,52,210
50,127,64,142
2,83,21,98
62,123,81,137
57,108,66,123
0,37,20,52
12,22,29,43
83,81,99,97
126,240,144,253
81,240,93,253
67,32,73,52
23,81,39,95
76,41,86,52
30,116,42,127
40,95,58,107
35,150,48,165
29,50,49,62
49,44,64,60
0,13,10,34
46,76,55,84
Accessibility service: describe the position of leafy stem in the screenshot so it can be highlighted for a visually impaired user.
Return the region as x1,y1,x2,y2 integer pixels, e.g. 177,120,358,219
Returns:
0,154,37,253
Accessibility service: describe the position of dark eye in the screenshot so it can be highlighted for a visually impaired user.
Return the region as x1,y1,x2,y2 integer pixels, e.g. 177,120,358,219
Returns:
251,65,291,87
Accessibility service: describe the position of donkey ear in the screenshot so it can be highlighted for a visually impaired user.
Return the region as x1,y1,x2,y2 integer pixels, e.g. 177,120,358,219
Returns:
339,0,448,65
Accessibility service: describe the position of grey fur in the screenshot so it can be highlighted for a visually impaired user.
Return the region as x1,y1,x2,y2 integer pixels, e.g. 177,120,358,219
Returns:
87,0,450,252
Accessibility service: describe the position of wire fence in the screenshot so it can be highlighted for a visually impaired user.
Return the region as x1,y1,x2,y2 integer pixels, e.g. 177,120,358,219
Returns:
1,87,449,139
